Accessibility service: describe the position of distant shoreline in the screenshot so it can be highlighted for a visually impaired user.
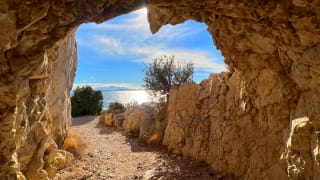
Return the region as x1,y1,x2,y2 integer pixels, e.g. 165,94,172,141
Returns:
99,89,144,92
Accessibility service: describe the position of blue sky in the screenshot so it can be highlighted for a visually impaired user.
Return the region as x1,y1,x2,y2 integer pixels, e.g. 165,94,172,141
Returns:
74,8,225,89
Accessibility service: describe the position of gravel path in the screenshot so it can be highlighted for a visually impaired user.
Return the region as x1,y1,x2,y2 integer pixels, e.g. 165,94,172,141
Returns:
54,116,232,180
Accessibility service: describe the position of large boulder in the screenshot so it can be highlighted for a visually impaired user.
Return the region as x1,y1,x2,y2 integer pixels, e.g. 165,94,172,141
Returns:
123,104,157,141
100,110,114,126
100,110,125,129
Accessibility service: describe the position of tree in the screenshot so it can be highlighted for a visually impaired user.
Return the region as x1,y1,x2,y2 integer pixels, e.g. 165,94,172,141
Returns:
143,55,194,99
71,86,103,117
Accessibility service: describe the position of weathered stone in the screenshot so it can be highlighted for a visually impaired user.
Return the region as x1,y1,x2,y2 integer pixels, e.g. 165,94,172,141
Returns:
164,72,288,178
123,107,145,132
100,110,114,126
0,32,77,178
47,34,77,145
100,110,125,129
123,104,156,141
0,0,319,179
113,113,125,130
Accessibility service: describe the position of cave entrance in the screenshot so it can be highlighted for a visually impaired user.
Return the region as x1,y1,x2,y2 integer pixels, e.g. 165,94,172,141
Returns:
73,8,226,109
2,1,318,179
62,9,227,177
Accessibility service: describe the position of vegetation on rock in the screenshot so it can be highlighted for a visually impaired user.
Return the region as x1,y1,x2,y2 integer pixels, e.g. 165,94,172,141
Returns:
143,55,194,99
108,101,126,112
71,86,103,116
62,129,88,156
142,56,190,142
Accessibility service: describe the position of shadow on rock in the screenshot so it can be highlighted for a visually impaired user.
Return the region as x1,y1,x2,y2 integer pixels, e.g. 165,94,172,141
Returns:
124,136,237,180
95,120,125,135
94,116,236,180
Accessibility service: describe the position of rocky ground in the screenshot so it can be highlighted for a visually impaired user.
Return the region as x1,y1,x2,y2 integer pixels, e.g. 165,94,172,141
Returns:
54,116,234,180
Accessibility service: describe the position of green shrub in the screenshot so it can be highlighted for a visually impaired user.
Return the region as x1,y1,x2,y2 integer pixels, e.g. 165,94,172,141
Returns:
143,55,194,99
108,102,126,112
127,128,140,138
71,86,103,117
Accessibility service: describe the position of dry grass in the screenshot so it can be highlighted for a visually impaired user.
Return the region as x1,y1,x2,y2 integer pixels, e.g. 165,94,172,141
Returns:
147,133,162,145
62,129,88,156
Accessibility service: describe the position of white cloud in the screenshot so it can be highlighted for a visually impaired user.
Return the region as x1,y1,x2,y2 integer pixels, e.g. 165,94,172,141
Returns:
82,8,151,40
195,72,212,77
90,8,149,31
93,36,125,55
127,46,226,73
82,8,199,42
73,83,132,89
77,8,226,74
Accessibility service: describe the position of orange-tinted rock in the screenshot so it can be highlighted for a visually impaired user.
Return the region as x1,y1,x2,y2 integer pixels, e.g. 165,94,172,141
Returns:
123,104,156,141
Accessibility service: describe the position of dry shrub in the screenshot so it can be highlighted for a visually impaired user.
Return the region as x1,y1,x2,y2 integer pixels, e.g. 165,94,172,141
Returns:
147,133,162,145
62,129,88,156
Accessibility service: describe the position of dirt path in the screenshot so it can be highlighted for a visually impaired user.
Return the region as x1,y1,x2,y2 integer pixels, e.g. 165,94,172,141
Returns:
54,116,230,180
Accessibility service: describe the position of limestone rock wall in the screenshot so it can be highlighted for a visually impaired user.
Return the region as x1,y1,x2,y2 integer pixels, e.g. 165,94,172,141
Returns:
0,1,144,179
123,104,158,141
164,72,289,179
0,0,319,179
0,32,77,178
47,35,78,146
147,0,320,179
101,104,160,141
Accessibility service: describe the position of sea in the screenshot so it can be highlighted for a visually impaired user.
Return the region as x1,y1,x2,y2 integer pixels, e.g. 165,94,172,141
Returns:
101,90,153,109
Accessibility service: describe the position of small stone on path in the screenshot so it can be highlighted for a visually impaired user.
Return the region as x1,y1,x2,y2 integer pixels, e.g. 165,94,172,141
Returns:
54,116,232,180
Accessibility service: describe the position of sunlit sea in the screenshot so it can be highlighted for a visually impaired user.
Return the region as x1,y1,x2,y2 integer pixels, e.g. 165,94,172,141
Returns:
101,90,152,109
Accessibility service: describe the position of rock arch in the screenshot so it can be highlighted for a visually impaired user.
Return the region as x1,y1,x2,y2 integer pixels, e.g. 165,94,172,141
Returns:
0,0,319,179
